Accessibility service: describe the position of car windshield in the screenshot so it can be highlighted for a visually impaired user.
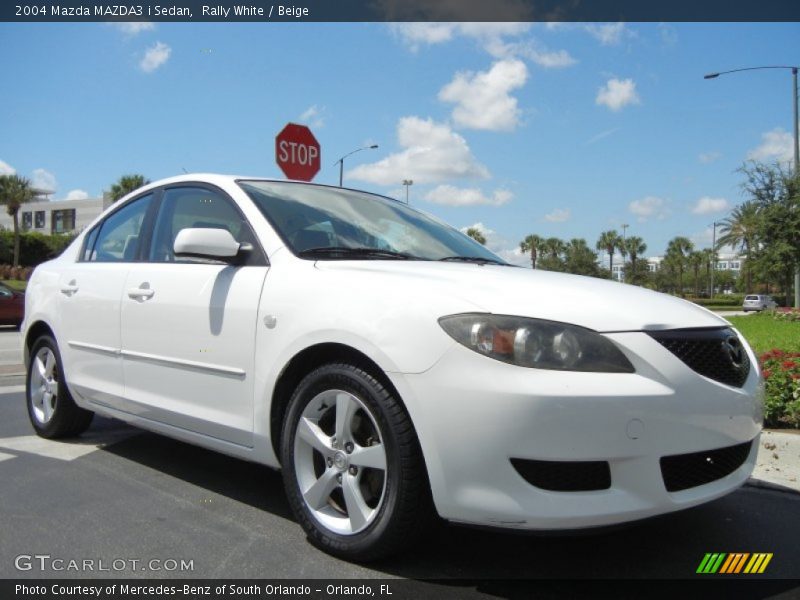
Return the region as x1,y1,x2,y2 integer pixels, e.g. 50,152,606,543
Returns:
238,180,507,263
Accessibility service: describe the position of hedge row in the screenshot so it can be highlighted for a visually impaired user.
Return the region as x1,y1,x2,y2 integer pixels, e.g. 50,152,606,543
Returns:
0,231,76,267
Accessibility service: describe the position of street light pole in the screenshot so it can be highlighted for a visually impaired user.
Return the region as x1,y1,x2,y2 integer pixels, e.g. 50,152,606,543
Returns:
621,223,629,282
704,65,800,307
402,179,413,204
710,221,718,300
335,144,379,187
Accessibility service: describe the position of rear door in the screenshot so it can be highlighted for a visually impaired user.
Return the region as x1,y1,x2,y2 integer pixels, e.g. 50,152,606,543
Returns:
119,184,268,447
56,193,155,408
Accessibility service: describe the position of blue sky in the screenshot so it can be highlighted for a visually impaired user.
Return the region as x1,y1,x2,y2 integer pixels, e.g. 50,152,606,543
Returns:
1,22,798,263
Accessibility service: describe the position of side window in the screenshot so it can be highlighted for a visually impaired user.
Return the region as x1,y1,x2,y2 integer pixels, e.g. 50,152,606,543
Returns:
149,186,258,263
89,194,153,263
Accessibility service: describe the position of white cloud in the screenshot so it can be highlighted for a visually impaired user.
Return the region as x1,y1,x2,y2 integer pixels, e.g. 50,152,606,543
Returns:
585,23,629,46
347,116,490,185
390,23,530,52
628,196,669,222
544,208,571,222
0,160,15,175
484,37,576,68
691,196,730,215
425,185,512,207
596,78,640,111
390,22,575,70
63,189,89,201
658,23,678,46
139,41,171,73
698,151,721,164
747,128,794,164
31,168,56,192
110,22,155,36
439,59,528,131
298,105,325,128
524,48,576,68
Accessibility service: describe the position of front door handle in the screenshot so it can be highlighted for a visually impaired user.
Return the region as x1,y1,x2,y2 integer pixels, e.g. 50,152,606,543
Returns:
127,286,155,301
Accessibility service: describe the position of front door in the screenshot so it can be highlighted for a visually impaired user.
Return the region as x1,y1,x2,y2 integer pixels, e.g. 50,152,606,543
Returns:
119,185,268,447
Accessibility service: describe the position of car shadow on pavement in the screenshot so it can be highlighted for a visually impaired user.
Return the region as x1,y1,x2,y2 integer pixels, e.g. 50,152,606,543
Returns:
96,421,800,582
99,422,295,522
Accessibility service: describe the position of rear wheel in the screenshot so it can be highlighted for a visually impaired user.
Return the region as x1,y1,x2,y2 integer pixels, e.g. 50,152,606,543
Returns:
26,335,93,439
281,363,431,561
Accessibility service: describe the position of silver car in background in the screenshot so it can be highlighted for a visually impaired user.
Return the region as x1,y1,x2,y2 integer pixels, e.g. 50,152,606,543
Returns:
742,294,777,312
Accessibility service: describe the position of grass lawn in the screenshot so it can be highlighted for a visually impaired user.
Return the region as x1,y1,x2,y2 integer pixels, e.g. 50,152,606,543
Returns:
727,313,800,355
1,279,28,292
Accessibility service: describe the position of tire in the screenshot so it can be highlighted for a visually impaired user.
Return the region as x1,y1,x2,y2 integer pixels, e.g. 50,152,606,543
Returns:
281,362,431,561
26,335,93,439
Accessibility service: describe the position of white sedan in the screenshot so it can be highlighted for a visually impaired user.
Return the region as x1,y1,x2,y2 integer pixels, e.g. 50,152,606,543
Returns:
22,175,762,560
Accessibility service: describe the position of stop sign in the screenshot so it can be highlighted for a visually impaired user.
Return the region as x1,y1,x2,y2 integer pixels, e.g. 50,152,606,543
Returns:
275,123,321,181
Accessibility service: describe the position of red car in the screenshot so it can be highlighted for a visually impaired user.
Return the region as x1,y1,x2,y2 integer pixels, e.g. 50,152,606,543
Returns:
0,282,24,328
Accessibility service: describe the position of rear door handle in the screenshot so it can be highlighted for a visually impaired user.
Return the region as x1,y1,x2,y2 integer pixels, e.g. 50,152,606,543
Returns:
127,287,155,301
60,281,79,296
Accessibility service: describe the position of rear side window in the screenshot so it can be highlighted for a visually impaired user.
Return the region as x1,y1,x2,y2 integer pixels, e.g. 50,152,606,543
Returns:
88,194,153,262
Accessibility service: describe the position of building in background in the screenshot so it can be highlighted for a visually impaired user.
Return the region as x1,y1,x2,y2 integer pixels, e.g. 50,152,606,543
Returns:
0,194,112,235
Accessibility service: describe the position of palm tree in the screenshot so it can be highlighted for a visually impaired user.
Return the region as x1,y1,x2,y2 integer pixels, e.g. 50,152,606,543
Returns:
465,227,486,245
596,230,621,279
564,238,600,277
717,201,759,291
0,174,36,267
623,236,647,284
687,251,704,297
519,234,543,269
665,236,694,296
109,174,150,202
538,237,566,272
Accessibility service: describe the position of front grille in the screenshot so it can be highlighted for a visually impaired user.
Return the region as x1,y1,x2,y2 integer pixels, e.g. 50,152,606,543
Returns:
660,440,753,492
511,458,611,492
647,327,750,388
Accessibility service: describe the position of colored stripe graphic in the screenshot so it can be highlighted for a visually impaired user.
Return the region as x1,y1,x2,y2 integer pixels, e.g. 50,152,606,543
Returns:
698,553,773,574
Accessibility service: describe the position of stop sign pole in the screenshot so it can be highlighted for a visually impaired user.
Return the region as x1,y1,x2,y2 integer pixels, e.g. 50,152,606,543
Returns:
275,123,321,182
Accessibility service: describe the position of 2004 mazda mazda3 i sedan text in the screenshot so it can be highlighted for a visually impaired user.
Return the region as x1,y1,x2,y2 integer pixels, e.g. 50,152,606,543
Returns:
22,175,762,560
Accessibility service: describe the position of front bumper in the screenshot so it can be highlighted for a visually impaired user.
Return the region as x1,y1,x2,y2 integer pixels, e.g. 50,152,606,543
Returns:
388,330,763,530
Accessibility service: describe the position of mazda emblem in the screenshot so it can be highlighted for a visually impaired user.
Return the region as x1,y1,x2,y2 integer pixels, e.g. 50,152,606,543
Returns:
723,336,744,368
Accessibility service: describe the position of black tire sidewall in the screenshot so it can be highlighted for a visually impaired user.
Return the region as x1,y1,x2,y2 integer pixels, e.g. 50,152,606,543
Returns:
26,334,79,438
280,364,405,559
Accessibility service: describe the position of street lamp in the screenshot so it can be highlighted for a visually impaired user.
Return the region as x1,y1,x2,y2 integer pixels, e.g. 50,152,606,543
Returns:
704,65,800,307
335,144,379,187
402,179,413,204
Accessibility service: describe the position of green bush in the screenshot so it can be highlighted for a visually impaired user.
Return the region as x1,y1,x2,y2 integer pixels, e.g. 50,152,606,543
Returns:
0,231,76,267
688,294,744,307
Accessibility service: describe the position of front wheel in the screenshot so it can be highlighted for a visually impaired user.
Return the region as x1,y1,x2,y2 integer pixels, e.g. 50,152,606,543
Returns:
26,335,93,438
281,363,431,561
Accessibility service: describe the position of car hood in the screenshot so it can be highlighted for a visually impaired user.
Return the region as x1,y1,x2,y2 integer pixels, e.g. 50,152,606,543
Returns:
315,261,729,332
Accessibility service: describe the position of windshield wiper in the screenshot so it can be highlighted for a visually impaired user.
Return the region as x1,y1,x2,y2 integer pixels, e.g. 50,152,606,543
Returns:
438,255,507,266
297,246,422,260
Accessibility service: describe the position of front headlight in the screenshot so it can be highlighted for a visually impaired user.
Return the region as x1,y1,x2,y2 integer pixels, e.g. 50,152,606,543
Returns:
439,313,634,373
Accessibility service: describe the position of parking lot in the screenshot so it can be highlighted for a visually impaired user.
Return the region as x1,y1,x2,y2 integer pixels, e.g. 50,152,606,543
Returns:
0,328,798,587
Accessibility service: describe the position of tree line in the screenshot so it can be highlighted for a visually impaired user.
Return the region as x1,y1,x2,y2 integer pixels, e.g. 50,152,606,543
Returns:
466,162,800,301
